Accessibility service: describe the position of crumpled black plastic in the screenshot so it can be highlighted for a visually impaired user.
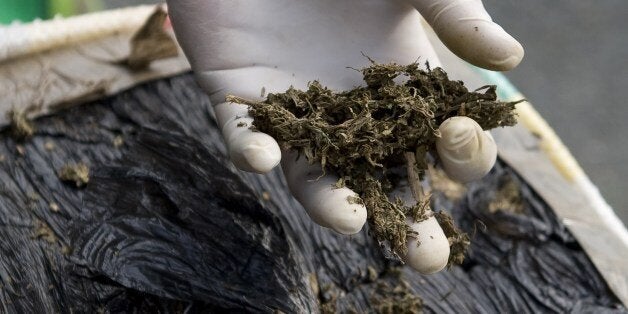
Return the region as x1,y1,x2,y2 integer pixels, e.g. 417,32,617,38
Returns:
0,74,623,313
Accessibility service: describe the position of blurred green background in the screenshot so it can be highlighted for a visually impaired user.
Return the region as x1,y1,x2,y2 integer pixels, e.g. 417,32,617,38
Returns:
0,0,106,23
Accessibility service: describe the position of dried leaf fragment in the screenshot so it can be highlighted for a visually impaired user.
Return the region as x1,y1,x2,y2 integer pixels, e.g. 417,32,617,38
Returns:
58,163,90,187
123,7,179,70
8,108,35,140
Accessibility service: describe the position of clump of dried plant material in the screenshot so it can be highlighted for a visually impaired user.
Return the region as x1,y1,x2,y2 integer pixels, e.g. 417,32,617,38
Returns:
372,280,423,314
113,135,125,148
7,108,35,140
319,283,341,314
58,163,90,187
49,202,60,213
488,176,524,214
228,61,519,261
33,220,57,244
44,141,55,151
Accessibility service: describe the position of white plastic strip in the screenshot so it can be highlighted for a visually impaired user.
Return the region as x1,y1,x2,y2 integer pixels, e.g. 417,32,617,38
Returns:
0,5,156,63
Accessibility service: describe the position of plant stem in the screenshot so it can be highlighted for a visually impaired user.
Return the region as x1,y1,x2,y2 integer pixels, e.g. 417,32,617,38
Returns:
404,152,428,210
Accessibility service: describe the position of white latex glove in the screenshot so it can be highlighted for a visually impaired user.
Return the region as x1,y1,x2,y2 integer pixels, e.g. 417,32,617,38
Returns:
167,0,523,274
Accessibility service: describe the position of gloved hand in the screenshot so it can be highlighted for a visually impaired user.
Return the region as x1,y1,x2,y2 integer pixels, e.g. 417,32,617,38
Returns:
167,0,523,274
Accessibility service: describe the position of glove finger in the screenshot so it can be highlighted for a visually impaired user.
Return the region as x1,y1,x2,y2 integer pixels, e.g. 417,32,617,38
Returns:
282,151,367,235
405,216,450,274
389,178,450,274
436,116,497,182
410,0,524,71
215,102,282,173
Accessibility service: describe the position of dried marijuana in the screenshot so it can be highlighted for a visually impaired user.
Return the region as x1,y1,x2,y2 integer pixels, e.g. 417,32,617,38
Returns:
58,163,90,187
227,62,519,262
8,108,35,140
373,280,424,314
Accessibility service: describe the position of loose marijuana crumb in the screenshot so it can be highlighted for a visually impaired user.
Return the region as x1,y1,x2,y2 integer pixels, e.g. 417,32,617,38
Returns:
488,176,524,214
262,191,271,201
27,192,40,201
61,245,72,255
34,220,57,244
8,108,35,140
373,281,423,314
309,273,320,296
58,163,90,187
319,283,339,314
228,61,519,260
367,265,379,282
27,192,41,210
16,145,25,156
113,135,124,148
44,141,55,151
49,202,60,213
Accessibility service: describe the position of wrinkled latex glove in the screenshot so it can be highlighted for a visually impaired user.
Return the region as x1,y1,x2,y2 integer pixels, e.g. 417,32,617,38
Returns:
167,0,523,274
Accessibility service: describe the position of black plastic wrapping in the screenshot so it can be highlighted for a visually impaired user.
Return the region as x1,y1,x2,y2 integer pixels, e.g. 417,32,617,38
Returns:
0,74,623,313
